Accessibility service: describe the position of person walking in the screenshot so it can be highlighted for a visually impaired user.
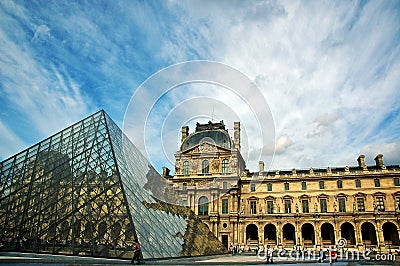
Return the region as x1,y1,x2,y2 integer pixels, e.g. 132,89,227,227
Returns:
130,239,141,265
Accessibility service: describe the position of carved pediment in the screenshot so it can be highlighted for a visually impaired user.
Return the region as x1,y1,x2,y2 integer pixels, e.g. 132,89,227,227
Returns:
373,192,386,199
264,195,275,201
354,192,367,198
182,141,231,155
335,193,348,199
248,196,258,201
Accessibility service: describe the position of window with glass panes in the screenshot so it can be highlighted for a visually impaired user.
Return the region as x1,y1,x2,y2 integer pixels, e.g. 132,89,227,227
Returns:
395,197,400,211
302,200,309,213
267,201,274,214
222,199,229,214
394,178,400,186
250,183,256,192
355,179,361,188
222,159,229,173
202,160,209,174
301,181,307,190
182,183,187,190
223,181,228,189
198,196,209,215
284,182,289,191
183,161,190,175
374,178,380,187
338,198,346,212
284,199,291,213
319,181,325,189
250,201,257,214
357,198,365,212
376,197,385,211
337,180,343,188
320,199,327,213
267,183,272,191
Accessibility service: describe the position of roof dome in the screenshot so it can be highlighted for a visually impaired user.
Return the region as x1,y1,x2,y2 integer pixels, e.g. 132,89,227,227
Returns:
181,129,232,151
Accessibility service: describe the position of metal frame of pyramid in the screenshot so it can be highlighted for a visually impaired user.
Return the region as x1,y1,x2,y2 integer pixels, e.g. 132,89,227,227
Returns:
0,110,226,259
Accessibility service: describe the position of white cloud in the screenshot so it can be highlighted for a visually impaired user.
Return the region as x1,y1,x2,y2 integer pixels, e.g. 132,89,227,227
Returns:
275,135,293,154
160,0,400,170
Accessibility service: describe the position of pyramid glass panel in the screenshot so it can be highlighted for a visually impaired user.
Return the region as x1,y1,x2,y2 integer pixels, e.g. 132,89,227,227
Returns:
0,110,226,258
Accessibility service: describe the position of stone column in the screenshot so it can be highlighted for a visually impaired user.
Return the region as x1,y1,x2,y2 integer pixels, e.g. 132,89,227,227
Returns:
376,221,384,247
215,193,219,213
239,223,244,245
259,222,264,245
233,221,237,243
211,194,215,212
355,224,362,247
314,224,318,248
276,223,282,247
295,221,300,246
334,227,340,246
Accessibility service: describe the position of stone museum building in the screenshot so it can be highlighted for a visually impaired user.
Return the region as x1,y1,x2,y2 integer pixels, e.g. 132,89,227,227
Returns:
170,120,400,252
1,110,399,259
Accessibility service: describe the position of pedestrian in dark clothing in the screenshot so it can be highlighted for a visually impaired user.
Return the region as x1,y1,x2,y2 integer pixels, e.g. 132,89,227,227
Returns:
130,239,141,264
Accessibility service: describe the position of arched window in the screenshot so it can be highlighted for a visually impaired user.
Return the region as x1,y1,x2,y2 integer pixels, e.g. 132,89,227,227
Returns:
202,160,209,174
222,159,229,173
198,196,209,215
183,161,190,175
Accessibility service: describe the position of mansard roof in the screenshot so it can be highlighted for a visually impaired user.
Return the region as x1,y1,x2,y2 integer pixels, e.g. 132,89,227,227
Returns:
181,128,232,151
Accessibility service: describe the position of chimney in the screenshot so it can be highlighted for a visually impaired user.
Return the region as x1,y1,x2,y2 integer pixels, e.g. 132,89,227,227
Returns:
259,161,264,173
181,126,189,143
162,166,170,177
357,155,366,168
374,154,384,168
234,122,241,151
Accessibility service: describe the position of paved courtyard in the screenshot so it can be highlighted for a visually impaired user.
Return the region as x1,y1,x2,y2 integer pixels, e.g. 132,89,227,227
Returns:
0,252,398,265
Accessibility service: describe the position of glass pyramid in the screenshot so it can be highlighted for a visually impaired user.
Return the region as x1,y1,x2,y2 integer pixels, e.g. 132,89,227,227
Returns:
0,110,226,259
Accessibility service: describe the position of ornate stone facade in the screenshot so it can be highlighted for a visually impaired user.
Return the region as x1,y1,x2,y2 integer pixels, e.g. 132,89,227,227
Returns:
170,120,400,252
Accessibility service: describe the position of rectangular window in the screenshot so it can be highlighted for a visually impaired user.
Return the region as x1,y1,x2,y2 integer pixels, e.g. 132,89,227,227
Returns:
284,182,289,191
302,200,309,213
319,181,325,189
374,178,380,187
267,183,272,191
250,183,256,192
357,198,365,212
223,181,228,189
267,200,274,214
222,199,229,214
394,178,400,186
284,199,291,213
182,183,187,191
320,199,327,213
301,181,307,190
376,197,385,211
338,198,346,212
337,180,343,188
355,179,361,188
250,201,257,214
396,197,400,211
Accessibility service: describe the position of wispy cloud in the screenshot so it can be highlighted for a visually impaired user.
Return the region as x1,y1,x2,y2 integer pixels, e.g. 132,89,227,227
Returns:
0,0,399,172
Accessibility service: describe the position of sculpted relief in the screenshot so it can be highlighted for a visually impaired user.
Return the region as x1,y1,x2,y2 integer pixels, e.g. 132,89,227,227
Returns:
211,159,220,172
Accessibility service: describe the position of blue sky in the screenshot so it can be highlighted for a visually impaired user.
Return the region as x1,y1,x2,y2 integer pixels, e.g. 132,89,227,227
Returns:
1,0,399,173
